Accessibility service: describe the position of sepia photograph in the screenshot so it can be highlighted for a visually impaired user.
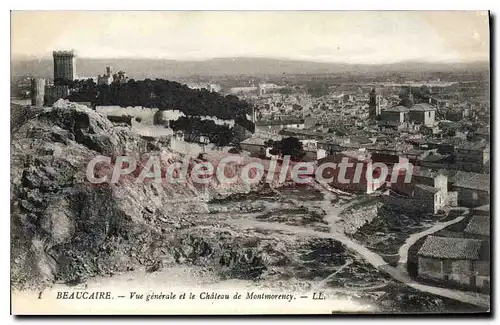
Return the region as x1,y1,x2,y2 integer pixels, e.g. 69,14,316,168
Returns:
9,10,491,315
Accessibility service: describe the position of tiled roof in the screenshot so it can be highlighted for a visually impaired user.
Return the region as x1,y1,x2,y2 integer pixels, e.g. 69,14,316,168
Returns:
411,103,436,111
476,127,490,136
280,128,327,138
415,184,440,194
418,236,483,260
383,106,410,113
255,119,305,126
464,215,490,237
240,137,267,146
456,141,489,151
448,171,490,192
414,167,446,179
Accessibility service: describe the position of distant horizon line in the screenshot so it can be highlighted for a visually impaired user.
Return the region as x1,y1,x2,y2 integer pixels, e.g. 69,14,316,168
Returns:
11,54,490,65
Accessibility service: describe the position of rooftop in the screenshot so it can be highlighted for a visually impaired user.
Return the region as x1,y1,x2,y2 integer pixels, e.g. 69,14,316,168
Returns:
418,236,483,260
240,137,267,146
280,128,328,138
405,149,427,156
422,153,449,163
255,119,305,126
414,167,447,179
319,151,371,164
341,150,371,161
456,142,490,151
415,184,440,194
448,171,490,192
411,103,436,112
475,127,490,136
464,215,490,237
53,50,75,56
383,106,410,113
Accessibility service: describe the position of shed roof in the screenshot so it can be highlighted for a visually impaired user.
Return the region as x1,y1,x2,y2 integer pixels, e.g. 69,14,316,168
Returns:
448,171,490,192
418,236,483,260
255,119,305,126
464,215,490,237
411,103,436,112
240,137,267,146
457,142,489,151
414,167,446,179
415,184,440,194
383,106,410,113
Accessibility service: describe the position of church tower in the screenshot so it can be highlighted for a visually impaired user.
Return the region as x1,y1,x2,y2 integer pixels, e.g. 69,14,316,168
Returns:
369,88,381,119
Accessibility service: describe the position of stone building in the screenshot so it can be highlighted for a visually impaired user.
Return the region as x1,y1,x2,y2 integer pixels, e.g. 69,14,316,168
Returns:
418,235,489,290
408,103,436,127
53,50,76,84
414,184,445,214
113,71,128,84
254,119,305,134
455,142,490,173
239,137,268,157
380,106,409,124
97,66,114,85
30,78,45,107
384,184,446,215
318,151,385,194
464,214,490,240
448,171,490,208
368,88,381,119
412,169,448,199
379,106,411,130
384,167,448,215
44,85,70,106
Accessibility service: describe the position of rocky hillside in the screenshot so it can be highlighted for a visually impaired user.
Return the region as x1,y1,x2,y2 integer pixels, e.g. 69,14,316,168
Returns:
10,100,263,289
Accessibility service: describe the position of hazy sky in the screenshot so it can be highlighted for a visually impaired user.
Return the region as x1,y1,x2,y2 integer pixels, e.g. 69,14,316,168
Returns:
11,11,489,64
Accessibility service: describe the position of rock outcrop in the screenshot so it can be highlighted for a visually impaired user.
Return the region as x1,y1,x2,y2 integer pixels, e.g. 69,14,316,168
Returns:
10,100,288,289
10,100,204,289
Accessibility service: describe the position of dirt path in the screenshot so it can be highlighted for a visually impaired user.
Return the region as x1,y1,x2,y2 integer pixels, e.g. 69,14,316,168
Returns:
397,211,468,266
313,259,353,290
228,186,489,309
228,217,489,309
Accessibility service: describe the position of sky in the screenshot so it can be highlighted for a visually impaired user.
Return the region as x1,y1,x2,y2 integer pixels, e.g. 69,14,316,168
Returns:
11,11,489,64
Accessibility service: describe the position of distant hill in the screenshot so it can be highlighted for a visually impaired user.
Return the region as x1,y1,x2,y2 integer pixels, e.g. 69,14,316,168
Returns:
11,56,489,80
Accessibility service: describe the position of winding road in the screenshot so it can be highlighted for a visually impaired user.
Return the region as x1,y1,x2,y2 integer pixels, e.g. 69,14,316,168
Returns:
228,185,490,309
397,212,468,266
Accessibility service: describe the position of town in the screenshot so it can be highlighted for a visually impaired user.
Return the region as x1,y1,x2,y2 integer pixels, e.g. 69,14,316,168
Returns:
11,46,490,313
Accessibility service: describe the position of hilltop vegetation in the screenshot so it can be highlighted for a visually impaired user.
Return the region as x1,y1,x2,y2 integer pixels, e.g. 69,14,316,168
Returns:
66,78,254,136
69,78,251,119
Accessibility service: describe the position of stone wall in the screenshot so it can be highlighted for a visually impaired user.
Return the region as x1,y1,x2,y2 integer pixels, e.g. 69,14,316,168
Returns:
170,137,215,157
447,191,458,207
341,201,382,235
454,187,489,208
449,259,472,285
418,257,443,280
96,106,158,124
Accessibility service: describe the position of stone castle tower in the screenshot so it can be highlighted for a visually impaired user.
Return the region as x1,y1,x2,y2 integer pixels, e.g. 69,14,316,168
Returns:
369,88,381,119
53,50,76,84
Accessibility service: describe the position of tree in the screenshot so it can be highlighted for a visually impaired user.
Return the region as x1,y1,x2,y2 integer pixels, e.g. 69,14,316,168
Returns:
267,137,305,161
65,77,254,133
281,137,306,161
233,124,252,143
235,115,255,133
416,85,431,103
